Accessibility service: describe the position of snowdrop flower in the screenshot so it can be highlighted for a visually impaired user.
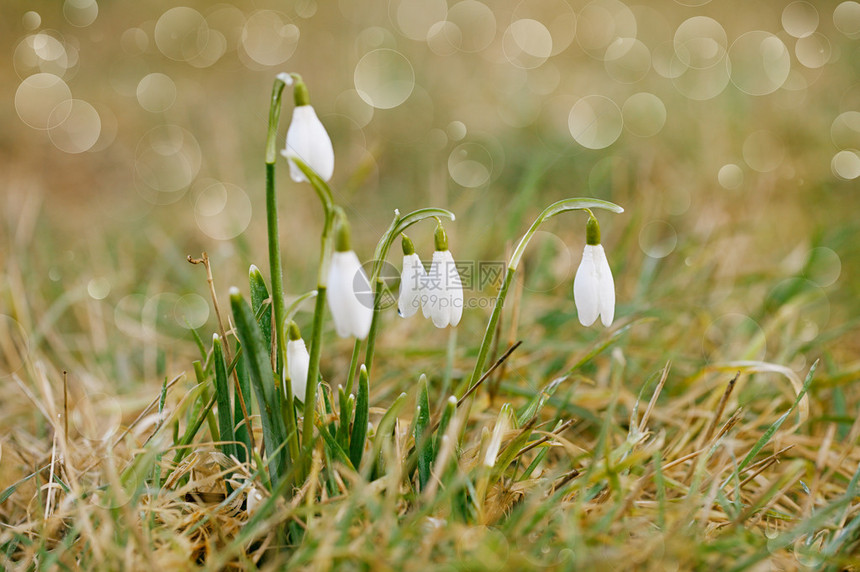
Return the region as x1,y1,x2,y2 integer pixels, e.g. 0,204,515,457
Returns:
422,224,463,328
398,234,426,318
286,321,310,402
327,220,373,339
280,77,334,183
573,213,615,327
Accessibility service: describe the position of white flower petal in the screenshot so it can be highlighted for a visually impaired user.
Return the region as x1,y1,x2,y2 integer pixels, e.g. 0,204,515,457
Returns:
445,251,464,327
284,105,334,182
398,253,425,318
327,251,373,338
287,338,310,402
592,244,615,327
425,251,458,328
573,245,600,327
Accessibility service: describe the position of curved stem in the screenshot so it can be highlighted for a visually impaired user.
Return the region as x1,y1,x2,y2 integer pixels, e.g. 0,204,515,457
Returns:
466,198,624,391
371,208,456,282
509,199,622,272
290,157,334,216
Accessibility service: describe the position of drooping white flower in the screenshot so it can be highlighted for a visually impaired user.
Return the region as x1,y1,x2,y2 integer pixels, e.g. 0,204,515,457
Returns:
286,321,310,402
573,215,615,329
398,253,426,318
398,235,426,318
326,224,373,338
422,225,463,328
280,80,334,183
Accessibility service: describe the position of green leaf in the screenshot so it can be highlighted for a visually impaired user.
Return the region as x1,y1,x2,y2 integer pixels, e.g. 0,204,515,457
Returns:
316,418,356,471
336,386,354,450
212,334,235,461
233,347,253,464
249,265,273,357
517,374,567,426
415,374,432,490
321,383,337,438
365,392,408,480
230,287,288,486
0,465,49,503
350,365,370,469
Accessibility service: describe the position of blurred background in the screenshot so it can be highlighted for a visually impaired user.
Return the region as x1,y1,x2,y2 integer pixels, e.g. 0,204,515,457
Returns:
1,0,858,405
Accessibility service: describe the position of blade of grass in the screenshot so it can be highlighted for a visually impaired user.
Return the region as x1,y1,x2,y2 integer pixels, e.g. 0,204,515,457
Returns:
350,365,370,469
212,334,235,461
233,348,253,464
723,360,817,488
415,374,432,490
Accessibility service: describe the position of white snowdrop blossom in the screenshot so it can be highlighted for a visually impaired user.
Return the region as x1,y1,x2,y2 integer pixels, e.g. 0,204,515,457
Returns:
398,252,426,318
281,105,334,182
573,243,615,327
286,336,310,402
422,250,463,328
327,250,373,339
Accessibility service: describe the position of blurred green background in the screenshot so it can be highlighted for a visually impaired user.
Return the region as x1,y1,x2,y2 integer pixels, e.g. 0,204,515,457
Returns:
1,0,858,395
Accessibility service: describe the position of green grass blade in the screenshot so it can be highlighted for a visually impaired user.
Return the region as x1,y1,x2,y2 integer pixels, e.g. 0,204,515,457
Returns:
415,374,432,490
336,386,353,450
249,264,273,357
316,418,356,471
365,392,408,480
321,383,337,438
233,348,253,464
0,465,50,504
350,365,370,469
193,359,220,444
517,374,567,426
212,334,235,461
734,360,817,477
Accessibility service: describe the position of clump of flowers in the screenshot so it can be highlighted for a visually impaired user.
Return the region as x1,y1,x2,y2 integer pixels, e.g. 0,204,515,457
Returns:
201,72,623,519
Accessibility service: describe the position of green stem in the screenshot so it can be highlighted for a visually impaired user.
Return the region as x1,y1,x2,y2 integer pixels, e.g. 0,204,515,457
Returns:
467,268,516,393
302,286,327,456
362,281,385,375
345,337,363,396
288,157,338,475
466,198,624,391
265,78,289,371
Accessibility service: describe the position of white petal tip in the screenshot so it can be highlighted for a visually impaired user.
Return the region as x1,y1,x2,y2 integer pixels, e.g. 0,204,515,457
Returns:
229,286,240,296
